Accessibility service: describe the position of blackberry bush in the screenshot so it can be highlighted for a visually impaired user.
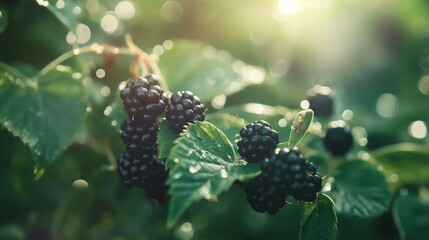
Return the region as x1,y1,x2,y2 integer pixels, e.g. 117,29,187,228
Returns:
120,75,168,123
236,120,279,163
165,91,205,132
323,125,354,156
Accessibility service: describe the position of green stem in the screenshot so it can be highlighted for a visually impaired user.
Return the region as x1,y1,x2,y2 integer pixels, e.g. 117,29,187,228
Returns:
39,44,136,76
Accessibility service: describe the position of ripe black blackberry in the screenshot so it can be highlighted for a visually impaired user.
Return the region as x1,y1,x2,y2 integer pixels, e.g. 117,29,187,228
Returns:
323,126,354,156
261,148,307,194
144,160,169,204
244,175,286,214
120,119,159,157
165,91,205,133
306,85,334,117
236,120,279,163
292,162,322,202
117,150,156,188
120,75,168,122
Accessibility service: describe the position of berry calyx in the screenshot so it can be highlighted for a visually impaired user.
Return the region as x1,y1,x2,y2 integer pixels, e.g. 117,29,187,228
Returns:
165,91,205,133
236,120,279,163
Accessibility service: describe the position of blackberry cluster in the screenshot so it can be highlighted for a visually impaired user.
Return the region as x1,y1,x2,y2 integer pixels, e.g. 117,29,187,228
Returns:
166,91,205,133
120,75,168,122
117,75,169,204
243,147,322,214
237,120,279,163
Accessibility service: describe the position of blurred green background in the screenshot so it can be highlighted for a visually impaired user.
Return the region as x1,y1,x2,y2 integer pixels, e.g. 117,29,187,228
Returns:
1,0,429,239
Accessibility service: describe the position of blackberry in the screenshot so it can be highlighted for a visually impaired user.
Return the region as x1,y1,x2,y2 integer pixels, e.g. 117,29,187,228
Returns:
237,120,279,163
261,148,307,194
144,160,169,204
165,91,205,132
244,175,286,214
306,85,334,117
120,75,168,122
292,162,322,202
323,126,354,156
120,119,158,157
117,150,156,188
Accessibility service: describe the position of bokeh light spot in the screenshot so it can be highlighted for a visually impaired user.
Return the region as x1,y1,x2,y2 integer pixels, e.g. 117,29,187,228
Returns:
161,1,182,23
56,0,65,9
76,24,91,44
95,68,105,78
376,93,398,118
418,76,429,96
163,40,174,50
115,1,135,20
409,121,427,139
300,100,309,109
211,95,226,109
101,13,119,34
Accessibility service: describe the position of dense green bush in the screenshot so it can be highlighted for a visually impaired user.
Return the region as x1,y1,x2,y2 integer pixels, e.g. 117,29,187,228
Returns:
1,0,429,239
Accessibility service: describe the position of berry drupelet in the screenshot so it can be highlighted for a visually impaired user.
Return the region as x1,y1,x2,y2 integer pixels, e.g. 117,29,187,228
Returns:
237,120,279,163
165,91,205,133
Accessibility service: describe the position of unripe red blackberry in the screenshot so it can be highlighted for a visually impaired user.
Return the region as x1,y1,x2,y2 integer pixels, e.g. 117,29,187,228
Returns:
261,148,307,194
120,75,168,123
117,151,156,188
323,126,354,156
165,91,205,133
244,175,287,214
236,120,279,163
120,119,158,157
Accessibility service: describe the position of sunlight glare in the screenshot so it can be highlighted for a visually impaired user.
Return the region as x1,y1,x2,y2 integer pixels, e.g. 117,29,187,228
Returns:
278,0,301,15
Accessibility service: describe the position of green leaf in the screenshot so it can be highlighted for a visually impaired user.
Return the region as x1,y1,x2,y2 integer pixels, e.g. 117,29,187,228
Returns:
0,62,86,163
288,109,314,148
299,193,339,240
157,120,180,159
206,113,244,147
393,189,429,240
159,40,264,101
166,121,260,228
372,143,429,184
326,160,390,217
37,0,82,33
